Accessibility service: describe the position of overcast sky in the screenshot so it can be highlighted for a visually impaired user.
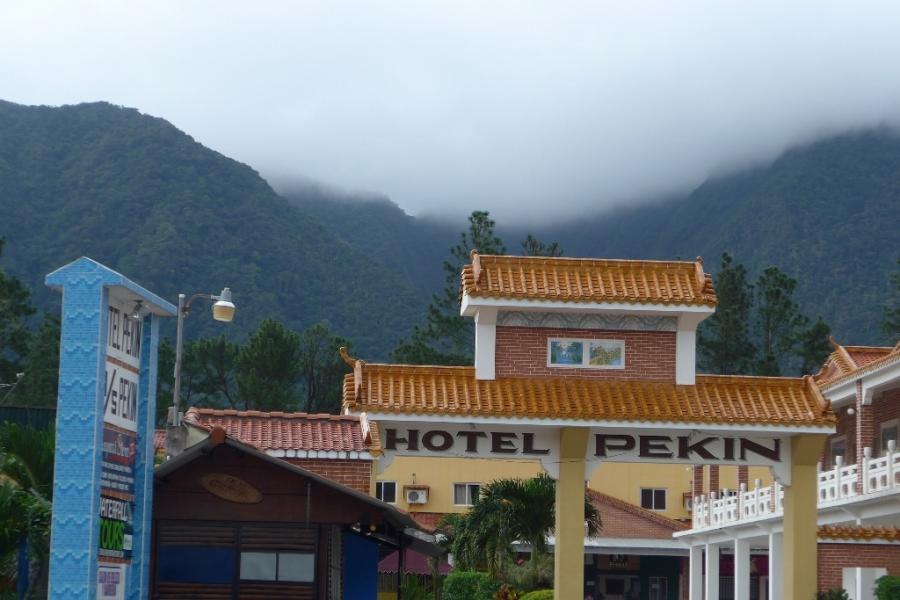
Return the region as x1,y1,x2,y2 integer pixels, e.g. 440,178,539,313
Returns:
3,1,900,223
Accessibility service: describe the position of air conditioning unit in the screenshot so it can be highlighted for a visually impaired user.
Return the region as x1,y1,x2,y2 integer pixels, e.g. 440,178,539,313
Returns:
406,488,429,505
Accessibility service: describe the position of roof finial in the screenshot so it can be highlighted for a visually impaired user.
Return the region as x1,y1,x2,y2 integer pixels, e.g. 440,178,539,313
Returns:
828,335,840,350
470,249,482,284
338,346,356,367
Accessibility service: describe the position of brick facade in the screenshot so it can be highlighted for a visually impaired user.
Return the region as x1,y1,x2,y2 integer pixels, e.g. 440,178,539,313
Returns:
818,543,900,591
284,458,372,494
495,326,676,381
823,409,857,467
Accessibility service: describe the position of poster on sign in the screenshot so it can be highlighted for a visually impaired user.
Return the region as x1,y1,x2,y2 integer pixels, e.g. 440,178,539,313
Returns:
97,562,126,600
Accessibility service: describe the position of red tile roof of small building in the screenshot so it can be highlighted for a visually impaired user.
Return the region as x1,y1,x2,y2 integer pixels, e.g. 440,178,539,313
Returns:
588,490,688,539
815,338,900,388
183,407,370,453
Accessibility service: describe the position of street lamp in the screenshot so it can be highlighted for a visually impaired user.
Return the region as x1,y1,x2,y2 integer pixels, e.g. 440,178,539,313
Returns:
170,287,235,426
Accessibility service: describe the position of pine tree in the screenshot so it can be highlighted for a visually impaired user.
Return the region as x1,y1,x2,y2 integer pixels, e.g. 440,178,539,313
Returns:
235,319,303,411
698,253,756,374
392,211,505,365
521,234,563,257
753,267,808,376
297,323,351,414
795,316,832,375
0,239,34,386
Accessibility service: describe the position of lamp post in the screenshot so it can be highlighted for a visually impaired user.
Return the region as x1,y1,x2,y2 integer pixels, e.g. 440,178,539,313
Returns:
169,287,235,426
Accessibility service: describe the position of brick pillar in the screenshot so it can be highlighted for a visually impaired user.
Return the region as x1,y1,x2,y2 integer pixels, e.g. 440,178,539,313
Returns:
855,380,874,493
692,466,704,499
738,466,749,487
710,465,720,494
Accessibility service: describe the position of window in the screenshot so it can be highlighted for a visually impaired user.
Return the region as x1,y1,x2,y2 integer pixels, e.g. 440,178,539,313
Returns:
830,436,847,466
453,483,481,506
547,338,625,369
375,481,397,504
648,576,668,600
640,488,666,511
240,552,315,582
881,420,899,455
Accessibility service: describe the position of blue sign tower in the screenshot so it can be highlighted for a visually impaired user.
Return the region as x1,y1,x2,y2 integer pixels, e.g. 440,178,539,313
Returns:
46,258,175,600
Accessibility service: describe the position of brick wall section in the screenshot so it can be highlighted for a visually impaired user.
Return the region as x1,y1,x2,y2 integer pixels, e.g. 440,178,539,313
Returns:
283,458,372,494
408,512,444,531
818,543,900,591
709,466,720,495
495,326,676,381
823,409,857,467
737,466,749,488
872,387,900,449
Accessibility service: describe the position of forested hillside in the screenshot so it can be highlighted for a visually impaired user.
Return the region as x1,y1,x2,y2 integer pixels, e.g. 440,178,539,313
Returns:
301,130,900,345
0,100,424,358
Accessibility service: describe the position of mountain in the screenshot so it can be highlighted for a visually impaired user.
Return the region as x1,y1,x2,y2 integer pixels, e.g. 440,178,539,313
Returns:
296,129,900,345
0,100,424,359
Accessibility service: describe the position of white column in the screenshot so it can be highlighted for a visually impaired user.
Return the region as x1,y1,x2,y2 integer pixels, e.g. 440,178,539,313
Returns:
473,308,497,380
675,313,710,384
689,545,703,600
705,542,720,600
734,538,751,600
768,532,783,600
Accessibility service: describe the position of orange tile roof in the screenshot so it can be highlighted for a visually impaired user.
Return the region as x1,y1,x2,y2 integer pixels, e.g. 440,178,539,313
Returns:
183,407,372,453
461,252,717,307
343,363,834,428
819,525,900,543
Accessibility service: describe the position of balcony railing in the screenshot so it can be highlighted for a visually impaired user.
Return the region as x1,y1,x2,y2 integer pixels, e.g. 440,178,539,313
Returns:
690,442,900,530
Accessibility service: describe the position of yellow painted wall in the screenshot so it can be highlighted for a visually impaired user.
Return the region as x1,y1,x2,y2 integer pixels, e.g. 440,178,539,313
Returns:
377,457,779,521
376,456,542,513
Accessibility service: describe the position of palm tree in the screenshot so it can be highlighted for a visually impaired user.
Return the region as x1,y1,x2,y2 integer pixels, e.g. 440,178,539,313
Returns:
440,474,601,583
0,423,54,598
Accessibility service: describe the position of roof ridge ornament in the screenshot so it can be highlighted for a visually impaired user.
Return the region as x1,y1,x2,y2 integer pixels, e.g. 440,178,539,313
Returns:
470,249,482,287
339,345,356,367
694,256,706,294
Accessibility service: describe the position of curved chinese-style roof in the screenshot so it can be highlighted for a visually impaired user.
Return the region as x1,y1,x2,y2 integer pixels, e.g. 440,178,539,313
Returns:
342,362,834,428
183,407,371,453
815,337,900,389
461,252,717,307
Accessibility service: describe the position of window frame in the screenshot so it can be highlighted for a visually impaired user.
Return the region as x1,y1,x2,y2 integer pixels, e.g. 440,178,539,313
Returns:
239,551,316,583
829,435,848,466
640,487,667,511
881,419,899,455
453,482,481,506
375,480,397,504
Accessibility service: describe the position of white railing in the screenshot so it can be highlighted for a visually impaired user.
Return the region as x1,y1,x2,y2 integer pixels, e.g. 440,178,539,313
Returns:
689,443,900,531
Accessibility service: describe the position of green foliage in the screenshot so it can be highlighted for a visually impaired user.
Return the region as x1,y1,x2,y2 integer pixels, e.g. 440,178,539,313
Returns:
699,253,755,374
443,571,493,600
0,423,54,597
236,319,303,410
0,238,34,386
154,319,351,422
393,211,505,365
815,588,850,600
520,235,563,257
440,474,599,580
0,100,422,360
699,255,833,376
399,574,434,600
500,553,554,592
876,575,900,600
493,583,521,600
520,590,553,600
884,259,900,345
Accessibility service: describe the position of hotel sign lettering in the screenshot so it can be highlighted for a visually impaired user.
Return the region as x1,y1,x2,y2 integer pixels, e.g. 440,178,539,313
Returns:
378,423,791,481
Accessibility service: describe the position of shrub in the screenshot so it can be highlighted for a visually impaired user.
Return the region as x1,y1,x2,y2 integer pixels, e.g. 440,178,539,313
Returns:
444,571,497,600
876,576,900,600
494,584,521,600
816,589,849,600
520,590,553,600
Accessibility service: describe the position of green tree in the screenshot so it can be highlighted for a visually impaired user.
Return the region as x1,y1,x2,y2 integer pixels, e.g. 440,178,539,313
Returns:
520,234,563,257
0,423,54,598
796,316,832,375
236,319,303,411
393,211,505,365
441,474,600,584
884,259,900,345
698,253,756,374
754,267,808,375
297,324,351,414
6,316,60,407
0,238,35,385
